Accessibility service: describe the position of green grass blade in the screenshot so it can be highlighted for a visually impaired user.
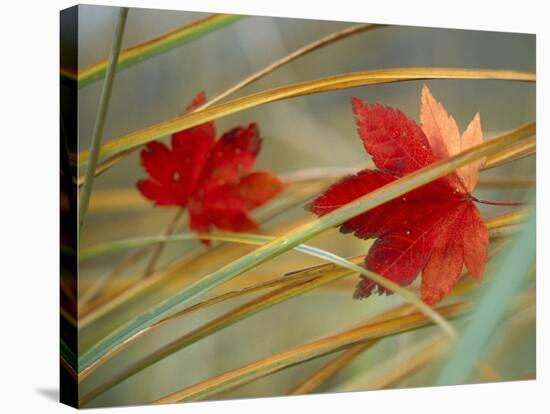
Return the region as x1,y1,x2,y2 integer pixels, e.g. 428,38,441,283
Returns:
80,207,524,260
436,206,536,385
77,125,534,377
78,232,454,385
78,7,128,237
79,232,301,260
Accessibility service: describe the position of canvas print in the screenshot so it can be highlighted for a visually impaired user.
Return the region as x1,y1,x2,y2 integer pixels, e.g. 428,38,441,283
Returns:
60,4,536,408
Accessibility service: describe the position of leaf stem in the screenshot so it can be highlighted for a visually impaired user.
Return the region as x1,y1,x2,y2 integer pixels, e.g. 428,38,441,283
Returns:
78,7,128,238
471,196,528,207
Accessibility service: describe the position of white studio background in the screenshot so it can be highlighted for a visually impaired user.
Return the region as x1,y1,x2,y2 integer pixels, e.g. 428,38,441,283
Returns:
0,0,547,413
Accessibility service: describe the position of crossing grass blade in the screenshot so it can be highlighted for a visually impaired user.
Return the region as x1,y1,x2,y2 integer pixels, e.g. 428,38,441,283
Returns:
61,339,77,372
287,344,375,395
80,210,524,261
482,138,535,170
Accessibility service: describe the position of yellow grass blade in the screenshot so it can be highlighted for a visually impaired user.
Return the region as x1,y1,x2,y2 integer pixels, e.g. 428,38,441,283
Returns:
77,68,535,168
287,304,416,395
288,344,375,395
483,138,535,170
153,302,470,404
477,176,535,188
338,290,534,392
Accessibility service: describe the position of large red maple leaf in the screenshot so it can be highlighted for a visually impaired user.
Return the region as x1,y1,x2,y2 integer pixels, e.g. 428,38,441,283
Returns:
307,85,488,306
137,92,285,240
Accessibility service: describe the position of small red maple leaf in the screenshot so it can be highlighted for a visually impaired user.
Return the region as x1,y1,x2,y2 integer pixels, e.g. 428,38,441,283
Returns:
307,85,488,306
137,92,285,242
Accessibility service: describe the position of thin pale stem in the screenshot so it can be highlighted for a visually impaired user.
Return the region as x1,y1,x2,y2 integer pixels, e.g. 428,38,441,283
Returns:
200,23,384,110
78,8,128,238
142,208,185,277
79,244,153,311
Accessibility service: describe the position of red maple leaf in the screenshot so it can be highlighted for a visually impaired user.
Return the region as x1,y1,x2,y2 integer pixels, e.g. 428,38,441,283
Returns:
307,85,488,306
137,92,285,241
